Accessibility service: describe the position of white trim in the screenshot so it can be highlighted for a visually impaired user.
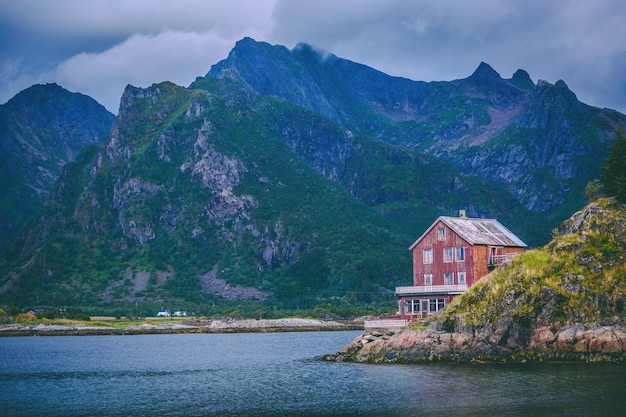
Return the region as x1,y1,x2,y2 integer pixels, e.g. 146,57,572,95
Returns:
396,284,468,295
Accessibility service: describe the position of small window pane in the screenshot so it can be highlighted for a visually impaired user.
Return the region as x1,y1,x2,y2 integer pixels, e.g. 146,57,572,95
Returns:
458,272,466,285
423,249,433,264
444,272,453,285
443,247,453,262
456,246,465,261
424,274,432,285
437,228,446,240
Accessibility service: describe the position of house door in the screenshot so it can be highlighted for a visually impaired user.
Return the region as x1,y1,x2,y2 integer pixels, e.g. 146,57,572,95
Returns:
421,300,429,319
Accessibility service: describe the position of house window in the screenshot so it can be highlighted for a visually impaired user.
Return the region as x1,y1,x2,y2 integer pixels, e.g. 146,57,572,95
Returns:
458,271,466,285
456,246,465,261
443,247,453,262
429,298,446,312
404,299,421,313
424,274,432,285
437,228,446,240
444,272,454,285
423,248,433,264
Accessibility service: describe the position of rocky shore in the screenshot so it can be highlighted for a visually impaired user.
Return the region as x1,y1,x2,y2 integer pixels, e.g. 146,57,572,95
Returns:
323,320,626,364
0,318,363,337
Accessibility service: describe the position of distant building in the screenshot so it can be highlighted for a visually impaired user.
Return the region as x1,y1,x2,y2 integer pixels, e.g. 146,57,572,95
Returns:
156,308,170,317
396,211,526,321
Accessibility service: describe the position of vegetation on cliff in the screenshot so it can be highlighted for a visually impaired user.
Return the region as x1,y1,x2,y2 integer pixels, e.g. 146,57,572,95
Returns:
439,197,625,333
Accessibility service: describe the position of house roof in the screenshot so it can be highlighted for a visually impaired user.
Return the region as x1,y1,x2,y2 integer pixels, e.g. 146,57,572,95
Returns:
409,216,527,250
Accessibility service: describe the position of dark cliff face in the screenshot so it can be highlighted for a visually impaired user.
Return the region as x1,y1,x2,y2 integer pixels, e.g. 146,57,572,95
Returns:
207,39,626,215
0,83,115,249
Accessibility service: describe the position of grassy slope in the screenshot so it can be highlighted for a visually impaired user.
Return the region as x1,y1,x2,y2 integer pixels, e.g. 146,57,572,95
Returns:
436,198,626,332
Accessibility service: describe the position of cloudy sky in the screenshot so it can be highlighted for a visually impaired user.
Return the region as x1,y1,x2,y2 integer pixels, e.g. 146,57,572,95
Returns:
1,0,625,114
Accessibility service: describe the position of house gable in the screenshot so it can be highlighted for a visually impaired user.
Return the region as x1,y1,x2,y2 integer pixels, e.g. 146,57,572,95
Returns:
411,219,474,287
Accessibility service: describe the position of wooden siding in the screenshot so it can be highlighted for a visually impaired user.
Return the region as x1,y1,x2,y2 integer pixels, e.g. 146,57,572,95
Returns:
411,220,474,287
411,219,525,289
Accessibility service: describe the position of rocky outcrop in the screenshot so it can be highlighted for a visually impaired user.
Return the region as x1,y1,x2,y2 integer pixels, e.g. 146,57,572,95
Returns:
324,321,626,364
199,266,265,300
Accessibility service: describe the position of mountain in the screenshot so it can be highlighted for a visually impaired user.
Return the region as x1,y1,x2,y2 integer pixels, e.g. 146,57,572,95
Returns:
1,38,625,315
0,78,534,314
208,38,626,215
0,83,115,249
325,198,626,363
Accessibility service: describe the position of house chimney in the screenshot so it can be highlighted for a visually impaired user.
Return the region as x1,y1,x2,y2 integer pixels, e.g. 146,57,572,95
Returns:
459,209,466,218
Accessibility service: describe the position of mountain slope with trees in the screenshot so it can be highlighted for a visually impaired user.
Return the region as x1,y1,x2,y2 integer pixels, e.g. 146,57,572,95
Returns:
0,83,115,249
0,38,624,316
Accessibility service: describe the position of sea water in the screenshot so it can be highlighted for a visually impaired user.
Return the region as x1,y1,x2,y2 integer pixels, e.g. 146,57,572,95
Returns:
1,331,625,416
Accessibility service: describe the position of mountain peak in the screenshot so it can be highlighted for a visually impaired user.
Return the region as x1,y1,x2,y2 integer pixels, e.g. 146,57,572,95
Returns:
469,62,502,81
511,69,535,90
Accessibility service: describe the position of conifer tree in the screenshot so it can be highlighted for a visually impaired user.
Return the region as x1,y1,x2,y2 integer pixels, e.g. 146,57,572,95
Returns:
602,129,626,203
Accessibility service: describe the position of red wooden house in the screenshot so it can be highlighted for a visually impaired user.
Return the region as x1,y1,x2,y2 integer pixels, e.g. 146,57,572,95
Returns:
396,211,526,320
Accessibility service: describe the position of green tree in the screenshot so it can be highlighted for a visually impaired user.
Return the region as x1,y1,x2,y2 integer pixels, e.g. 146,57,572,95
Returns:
603,129,626,203
584,179,603,203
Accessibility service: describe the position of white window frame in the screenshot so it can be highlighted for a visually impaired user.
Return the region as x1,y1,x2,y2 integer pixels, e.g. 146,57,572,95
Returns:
458,271,466,285
444,272,454,285
443,247,453,262
404,299,420,313
423,248,433,264
424,274,432,286
437,227,446,241
429,298,446,312
455,246,465,262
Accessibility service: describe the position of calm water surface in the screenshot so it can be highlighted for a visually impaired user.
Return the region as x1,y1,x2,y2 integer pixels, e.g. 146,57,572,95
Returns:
1,331,625,416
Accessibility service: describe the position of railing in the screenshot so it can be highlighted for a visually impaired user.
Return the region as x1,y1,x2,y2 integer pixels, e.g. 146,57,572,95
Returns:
395,284,468,295
489,253,519,267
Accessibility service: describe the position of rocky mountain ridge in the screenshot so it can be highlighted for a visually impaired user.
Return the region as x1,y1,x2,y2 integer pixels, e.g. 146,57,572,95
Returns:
208,38,625,214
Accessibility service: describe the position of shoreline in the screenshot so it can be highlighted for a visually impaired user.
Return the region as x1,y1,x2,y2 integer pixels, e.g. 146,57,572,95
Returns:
323,321,626,364
0,318,364,337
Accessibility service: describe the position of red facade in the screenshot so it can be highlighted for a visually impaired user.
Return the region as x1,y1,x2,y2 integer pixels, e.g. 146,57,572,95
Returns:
396,215,526,320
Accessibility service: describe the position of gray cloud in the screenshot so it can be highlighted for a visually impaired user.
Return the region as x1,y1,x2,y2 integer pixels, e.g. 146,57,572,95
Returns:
0,0,275,112
270,0,626,111
1,0,625,114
